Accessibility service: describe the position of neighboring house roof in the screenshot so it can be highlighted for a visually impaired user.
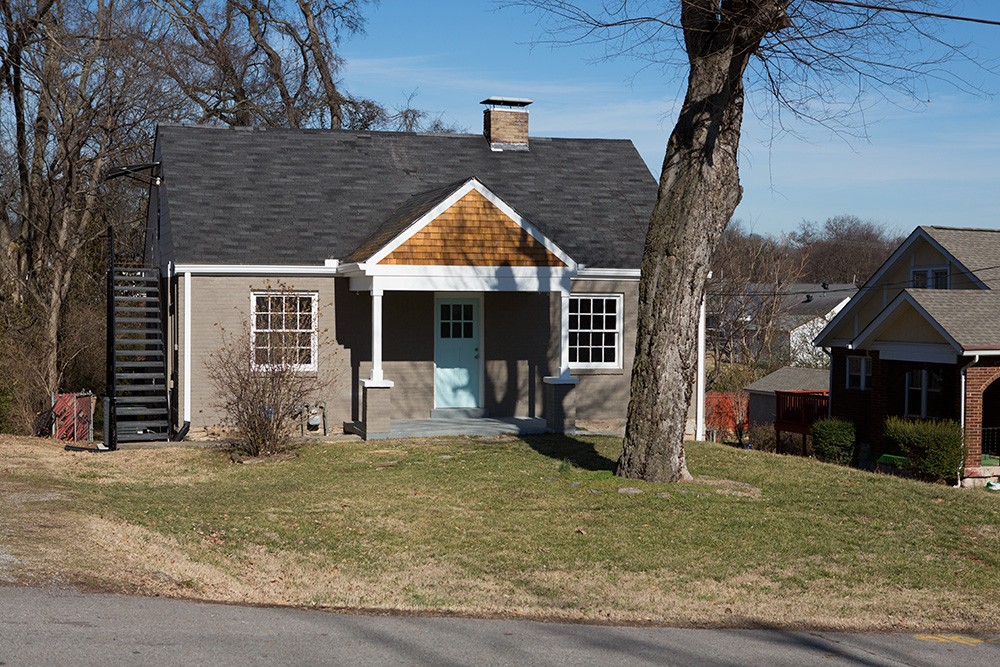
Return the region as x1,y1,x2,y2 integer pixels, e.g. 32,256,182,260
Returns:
853,288,1000,353
746,366,829,395
779,284,856,318
920,226,1000,288
815,226,1000,348
155,125,656,268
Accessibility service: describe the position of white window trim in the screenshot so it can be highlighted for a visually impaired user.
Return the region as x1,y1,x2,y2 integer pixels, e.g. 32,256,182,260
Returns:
250,290,319,372
904,369,943,419
568,293,623,370
910,266,949,289
846,355,872,390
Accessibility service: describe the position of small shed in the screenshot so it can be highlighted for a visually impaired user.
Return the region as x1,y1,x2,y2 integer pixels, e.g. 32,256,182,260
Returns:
746,366,829,427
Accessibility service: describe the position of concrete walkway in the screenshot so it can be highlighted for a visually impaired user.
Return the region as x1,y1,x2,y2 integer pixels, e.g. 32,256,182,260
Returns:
353,417,550,439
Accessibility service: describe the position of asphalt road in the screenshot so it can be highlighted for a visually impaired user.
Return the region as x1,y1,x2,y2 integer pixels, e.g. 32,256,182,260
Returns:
1,586,998,666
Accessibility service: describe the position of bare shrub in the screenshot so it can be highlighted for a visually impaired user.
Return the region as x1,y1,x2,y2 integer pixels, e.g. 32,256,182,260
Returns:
205,290,335,457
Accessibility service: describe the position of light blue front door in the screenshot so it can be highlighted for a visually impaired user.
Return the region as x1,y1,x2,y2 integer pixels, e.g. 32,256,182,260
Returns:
434,298,481,409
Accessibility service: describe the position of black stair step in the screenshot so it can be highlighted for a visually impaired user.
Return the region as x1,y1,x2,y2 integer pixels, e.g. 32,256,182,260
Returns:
114,340,164,347
115,306,161,314
115,349,164,357
116,361,165,369
113,288,159,296
115,395,167,404
117,407,168,416
115,372,166,380
114,317,162,324
115,295,160,309
115,380,167,394
116,431,170,443
115,422,170,432
113,272,158,281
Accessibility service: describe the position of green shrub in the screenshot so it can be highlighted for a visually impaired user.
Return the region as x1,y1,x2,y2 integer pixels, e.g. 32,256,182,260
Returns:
883,416,964,483
812,418,856,465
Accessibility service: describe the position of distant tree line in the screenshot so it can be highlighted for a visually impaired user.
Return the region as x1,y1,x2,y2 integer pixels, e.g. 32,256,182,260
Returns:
0,0,456,434
707,215,903,390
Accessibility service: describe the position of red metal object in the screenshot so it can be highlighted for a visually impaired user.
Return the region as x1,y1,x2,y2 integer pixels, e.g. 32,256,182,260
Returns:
52,393,95,442
706,391,749,434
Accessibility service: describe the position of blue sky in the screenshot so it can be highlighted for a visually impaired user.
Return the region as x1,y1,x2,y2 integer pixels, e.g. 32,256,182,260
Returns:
339,1,1000,238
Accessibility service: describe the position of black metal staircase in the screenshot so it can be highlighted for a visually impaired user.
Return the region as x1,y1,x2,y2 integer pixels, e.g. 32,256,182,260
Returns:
107,266,170,445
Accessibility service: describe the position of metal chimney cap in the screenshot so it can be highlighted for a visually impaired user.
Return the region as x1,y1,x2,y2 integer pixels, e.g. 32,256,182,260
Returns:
481,97,533,108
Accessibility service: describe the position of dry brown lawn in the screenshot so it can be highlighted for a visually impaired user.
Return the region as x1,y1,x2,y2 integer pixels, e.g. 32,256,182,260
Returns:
2,433,999,632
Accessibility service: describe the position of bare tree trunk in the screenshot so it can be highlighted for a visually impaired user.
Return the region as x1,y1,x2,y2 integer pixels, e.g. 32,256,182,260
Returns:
618,1,790,482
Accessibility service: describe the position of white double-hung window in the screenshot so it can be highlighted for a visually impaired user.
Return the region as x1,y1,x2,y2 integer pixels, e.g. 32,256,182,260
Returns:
846,355,872,390
250,291,318,371
569,294,623,369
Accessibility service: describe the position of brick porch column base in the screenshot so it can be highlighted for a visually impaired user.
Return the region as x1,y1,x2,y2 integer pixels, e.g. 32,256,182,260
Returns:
361,380,393,438
543,376,579,433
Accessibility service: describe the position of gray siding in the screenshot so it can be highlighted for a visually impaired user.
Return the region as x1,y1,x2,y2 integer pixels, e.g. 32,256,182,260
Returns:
176,276,640,430
177,274,348,430
568,279,638,421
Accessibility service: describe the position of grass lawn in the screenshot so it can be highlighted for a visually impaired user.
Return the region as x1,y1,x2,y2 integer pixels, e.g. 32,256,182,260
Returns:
2,433,999,631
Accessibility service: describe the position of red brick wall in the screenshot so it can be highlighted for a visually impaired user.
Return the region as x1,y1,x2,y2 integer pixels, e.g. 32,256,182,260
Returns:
830,347,878,444
964,358,1000,468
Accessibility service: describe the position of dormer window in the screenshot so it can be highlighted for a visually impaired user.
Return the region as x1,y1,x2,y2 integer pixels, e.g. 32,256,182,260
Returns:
911,267,948,289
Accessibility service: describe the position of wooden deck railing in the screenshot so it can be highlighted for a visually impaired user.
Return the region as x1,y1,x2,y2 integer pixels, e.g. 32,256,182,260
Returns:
775,390,829,435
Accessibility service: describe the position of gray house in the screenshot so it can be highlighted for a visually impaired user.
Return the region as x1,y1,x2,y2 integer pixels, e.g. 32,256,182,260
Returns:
114,99,657,441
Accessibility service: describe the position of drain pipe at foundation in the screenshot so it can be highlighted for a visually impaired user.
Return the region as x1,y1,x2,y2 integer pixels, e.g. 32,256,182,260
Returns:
958,354,979,487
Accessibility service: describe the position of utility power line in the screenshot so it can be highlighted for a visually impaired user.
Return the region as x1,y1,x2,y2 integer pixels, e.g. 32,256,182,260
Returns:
811,0,1000,27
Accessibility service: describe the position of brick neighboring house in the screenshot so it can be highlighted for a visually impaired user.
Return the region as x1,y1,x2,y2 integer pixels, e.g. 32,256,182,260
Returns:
113,97,658,442
814,226,1000,486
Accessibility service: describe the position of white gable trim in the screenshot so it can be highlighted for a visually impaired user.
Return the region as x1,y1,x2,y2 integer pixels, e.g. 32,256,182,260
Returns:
345,266,575,294
814,227,981,347
850,291,961,352
366,178,578,270
174,263,338,276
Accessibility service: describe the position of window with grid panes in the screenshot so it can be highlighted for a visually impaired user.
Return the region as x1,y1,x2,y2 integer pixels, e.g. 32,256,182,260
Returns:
569,294,622,369
250,292,317,371
439,303,475,339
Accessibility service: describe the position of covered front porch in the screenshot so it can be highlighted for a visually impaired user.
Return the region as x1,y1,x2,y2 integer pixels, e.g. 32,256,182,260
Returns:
336,178,582,440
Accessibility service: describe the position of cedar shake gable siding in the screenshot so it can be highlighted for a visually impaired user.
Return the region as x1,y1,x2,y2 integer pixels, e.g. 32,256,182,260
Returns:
381,190,566,267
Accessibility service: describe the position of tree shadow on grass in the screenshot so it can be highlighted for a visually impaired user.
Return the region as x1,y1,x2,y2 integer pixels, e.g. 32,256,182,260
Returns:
521,433,617,472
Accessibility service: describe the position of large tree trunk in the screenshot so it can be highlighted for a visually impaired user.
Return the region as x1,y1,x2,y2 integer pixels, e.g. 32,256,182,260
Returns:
618,0,789,482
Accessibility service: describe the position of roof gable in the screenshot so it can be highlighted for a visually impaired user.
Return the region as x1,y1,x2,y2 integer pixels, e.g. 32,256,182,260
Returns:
814,227,989,347
372,182,570,267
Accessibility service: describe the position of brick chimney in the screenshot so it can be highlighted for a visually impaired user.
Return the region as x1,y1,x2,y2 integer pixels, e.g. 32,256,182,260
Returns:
482,97,532,151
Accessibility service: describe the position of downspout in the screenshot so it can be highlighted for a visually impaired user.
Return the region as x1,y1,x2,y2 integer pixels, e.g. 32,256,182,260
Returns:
958,354,979,487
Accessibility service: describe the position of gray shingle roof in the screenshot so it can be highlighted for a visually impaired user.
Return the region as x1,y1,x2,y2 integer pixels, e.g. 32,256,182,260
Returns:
920,226,1000,288
779,283,856,318
746,366,830,394
155,125,657,267
907,288,1000,350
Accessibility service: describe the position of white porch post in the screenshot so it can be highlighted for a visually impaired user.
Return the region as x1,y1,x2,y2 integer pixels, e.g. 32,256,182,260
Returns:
559,290,571,377
183,271,192,424
370,287,384,382
696,277,708,441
